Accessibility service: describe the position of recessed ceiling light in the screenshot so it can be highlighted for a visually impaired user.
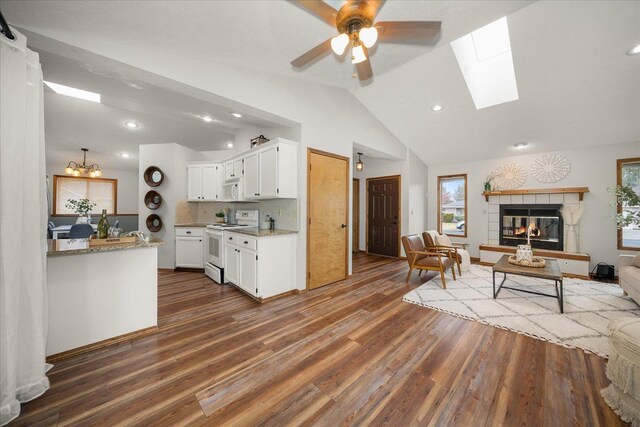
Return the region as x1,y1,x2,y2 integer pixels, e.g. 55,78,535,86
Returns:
202,115,214,122
513,142,528,149
43,81,101,103
231,112,243,118
627,44,640,55
125,121,139,129
226,142,235,149
120,152,132,158
431,105,443,112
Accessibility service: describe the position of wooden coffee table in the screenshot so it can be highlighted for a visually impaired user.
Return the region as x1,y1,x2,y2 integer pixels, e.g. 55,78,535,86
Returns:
492,254,564,313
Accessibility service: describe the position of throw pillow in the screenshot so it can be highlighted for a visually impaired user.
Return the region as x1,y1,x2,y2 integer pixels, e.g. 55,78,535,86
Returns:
436,233,452,247
634,252,640,268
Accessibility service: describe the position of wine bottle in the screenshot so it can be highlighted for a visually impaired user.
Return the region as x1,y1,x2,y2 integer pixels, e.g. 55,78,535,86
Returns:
97,209,110,239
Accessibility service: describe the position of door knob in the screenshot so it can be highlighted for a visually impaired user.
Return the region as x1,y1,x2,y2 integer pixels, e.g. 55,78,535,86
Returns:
341,224,347,228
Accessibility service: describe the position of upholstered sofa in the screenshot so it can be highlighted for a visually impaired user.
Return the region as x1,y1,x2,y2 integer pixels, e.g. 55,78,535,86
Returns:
620,255,640,305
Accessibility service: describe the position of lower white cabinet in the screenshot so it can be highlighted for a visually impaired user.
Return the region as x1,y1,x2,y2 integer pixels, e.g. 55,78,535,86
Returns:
175,227,204,268
224,231,297,299
224,243,240,285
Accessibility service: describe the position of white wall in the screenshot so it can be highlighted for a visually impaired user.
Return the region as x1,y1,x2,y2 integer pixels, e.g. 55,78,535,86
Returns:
408,151,429,237
354,148,428,256
138,143,199,268
47,164,138,214
427,141,640,270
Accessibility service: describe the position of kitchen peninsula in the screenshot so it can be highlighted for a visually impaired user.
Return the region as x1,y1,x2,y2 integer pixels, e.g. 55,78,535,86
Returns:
46,237,165,359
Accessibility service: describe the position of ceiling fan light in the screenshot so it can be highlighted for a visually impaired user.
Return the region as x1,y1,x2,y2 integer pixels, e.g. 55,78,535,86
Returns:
331,33,349,55
351,43,367,64
359,26,378,48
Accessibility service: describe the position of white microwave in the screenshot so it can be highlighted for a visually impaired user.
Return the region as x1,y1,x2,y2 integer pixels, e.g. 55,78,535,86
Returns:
222,179,244,201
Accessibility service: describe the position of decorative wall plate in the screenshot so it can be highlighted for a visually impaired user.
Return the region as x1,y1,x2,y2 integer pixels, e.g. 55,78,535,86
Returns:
530,153,571,183
143,166,164,187
146,214,162,232
494,163,527,190
144,190,162,210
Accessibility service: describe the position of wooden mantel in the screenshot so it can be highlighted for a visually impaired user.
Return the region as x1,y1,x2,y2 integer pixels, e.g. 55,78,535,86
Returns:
482,187,589,202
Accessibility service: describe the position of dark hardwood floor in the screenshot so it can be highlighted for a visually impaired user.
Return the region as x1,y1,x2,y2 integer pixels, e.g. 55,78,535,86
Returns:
12,253,626,426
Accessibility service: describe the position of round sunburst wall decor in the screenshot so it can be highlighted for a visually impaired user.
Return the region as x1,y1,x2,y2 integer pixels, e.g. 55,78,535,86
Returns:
494,163,527,190
530,153,571,183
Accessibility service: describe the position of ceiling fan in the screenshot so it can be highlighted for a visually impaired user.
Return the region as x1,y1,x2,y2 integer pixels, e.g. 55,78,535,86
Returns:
289,0,441,81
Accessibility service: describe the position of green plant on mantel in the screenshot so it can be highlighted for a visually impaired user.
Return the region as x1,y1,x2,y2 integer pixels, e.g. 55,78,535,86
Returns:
215,211,225,218
609,185,640,228
65,198,96,216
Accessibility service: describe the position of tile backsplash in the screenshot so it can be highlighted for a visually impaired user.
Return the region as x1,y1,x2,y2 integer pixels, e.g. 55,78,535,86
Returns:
176,199,298,231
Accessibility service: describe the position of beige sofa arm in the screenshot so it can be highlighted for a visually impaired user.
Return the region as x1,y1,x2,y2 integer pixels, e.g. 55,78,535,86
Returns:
619,255,636,268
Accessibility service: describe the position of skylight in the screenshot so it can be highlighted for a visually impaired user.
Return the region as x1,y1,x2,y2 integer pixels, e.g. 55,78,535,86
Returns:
450,17,519,110
43,81,101,103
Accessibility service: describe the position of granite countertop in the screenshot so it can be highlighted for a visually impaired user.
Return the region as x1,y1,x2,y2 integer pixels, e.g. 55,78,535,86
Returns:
174,223,210,228
228,227,298,237
47,236,165,257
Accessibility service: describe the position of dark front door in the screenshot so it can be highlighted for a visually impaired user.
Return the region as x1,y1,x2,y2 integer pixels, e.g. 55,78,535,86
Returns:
367,176,400,257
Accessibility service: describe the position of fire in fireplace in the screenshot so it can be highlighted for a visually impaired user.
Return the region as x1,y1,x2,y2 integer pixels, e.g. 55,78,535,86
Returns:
499,204,564,251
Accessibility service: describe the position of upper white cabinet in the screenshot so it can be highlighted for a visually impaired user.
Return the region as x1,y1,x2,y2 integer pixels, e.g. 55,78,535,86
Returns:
224,158,244,181
242,141,298,200
243,152,259,198
187,165,203,201
187,138,297,202
187,163,222,201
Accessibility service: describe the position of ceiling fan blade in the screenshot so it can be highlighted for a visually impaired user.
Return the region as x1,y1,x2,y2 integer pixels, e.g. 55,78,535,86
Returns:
367,0,386,19
289,0,339,27
375,21,442,40
291,38,333,68
356,46,373,81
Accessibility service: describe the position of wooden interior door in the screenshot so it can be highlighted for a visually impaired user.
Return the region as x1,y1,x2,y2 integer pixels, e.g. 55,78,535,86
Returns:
307,149,349,290
353,178,360,252
367,175,400,257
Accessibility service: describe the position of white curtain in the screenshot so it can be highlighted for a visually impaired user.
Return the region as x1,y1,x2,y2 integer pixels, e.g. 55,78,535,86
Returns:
0,29,50,425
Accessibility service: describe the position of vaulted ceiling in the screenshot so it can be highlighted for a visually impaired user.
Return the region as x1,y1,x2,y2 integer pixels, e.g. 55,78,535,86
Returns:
3,0,639,166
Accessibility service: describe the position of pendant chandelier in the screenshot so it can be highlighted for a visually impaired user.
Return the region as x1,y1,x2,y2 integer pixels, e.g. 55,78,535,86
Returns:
64,148,102,177
356,152,364,172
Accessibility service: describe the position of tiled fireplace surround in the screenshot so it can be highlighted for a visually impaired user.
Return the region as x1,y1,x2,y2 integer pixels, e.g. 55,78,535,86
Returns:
487,192,582,253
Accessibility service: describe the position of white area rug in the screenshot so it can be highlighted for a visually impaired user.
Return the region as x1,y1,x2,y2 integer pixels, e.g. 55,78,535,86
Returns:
403,265,640,357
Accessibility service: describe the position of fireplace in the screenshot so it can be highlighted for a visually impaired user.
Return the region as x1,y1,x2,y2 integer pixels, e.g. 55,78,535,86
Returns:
499,204,563,251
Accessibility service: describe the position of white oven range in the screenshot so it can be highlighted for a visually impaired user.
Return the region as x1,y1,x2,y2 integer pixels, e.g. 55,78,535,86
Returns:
204,209,258,283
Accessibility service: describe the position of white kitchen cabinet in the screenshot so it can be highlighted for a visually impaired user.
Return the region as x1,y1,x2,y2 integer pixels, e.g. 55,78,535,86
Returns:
223,231,297,300
242,142,298,200
187,165,203,201
176,227,204,268
224,244,239,285
239,248,258,295
243,152,259,198
187,163,221,201
224,159,244,181
202,164,219,200
258,145,278,198
234,158,244,178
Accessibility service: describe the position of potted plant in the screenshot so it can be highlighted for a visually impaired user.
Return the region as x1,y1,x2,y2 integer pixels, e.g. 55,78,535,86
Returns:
65,198,96,224
215,211,225,224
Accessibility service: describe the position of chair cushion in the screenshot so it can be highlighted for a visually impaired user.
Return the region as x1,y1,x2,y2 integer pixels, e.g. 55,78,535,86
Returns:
415,256,455,269
620,265,640,282
436,233,452,247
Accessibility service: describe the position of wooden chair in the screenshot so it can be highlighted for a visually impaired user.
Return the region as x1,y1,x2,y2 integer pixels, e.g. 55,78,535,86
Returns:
401,235,457,288
422,231,463,275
